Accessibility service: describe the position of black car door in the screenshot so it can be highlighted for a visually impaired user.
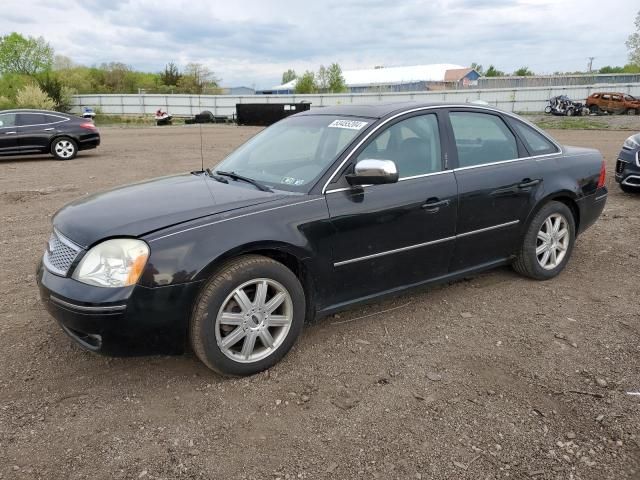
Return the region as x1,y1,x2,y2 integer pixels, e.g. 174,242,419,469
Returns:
0,112,20,154
17,112,58,152
325,111,458,306
445,109,546,271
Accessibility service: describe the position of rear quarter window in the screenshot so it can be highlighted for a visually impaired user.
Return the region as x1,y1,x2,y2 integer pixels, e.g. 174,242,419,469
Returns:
510,120,559,156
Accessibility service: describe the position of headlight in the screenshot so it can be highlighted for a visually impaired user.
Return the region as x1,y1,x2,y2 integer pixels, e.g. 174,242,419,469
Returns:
623,134,640,150
73,238,149,288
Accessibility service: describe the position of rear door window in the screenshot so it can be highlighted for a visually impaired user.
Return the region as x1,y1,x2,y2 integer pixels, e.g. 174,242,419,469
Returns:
449,112,518,167
510,120,559,156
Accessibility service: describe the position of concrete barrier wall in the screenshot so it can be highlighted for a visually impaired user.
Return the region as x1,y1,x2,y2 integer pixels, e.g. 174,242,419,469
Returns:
71,83,640,117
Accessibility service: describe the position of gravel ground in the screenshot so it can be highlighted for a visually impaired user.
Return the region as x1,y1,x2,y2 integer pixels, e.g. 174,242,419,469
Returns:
0,125,638,480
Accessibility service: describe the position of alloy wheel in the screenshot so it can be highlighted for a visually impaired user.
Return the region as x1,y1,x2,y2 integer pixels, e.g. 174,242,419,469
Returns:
55,140,75,159
536,213,569,270
215,278,293,363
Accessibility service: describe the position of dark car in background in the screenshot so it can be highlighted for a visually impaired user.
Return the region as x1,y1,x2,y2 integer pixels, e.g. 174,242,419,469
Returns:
0,109,100,160
615,133,640,192
37,102,608,376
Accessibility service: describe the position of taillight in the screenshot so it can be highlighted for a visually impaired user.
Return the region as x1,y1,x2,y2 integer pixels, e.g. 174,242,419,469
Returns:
80,122,97,130
597,159,606,188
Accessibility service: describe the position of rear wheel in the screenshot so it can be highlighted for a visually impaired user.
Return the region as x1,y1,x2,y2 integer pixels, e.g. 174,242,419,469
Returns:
513,201,575,280
190,255,306,376
51,137,77,160
589,105,600,115
565,108,574,117
627,108,637,116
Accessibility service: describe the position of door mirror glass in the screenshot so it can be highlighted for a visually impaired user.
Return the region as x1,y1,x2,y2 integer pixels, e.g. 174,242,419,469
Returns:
347,159,399,185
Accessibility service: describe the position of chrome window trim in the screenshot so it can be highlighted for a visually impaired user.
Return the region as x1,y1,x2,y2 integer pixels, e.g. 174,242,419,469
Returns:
333,219,520,267
149,197,325,242
0,112,70,129
325,169,453,194
49,295,127,313
320,104,562,195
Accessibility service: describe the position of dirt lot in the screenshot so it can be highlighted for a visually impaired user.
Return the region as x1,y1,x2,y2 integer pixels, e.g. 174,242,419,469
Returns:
1,125,639,480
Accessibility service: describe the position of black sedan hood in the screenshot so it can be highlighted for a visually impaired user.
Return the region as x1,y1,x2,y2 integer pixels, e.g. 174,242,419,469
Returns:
53,173,282,247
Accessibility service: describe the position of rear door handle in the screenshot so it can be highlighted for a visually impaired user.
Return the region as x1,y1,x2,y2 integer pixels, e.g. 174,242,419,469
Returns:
4,131,16,135
518,178,541,189
43,128,55,131
421,198,450,212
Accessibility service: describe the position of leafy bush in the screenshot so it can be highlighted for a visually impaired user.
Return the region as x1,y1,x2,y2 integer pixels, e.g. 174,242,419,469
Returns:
15,83,56,110
0,95,14,109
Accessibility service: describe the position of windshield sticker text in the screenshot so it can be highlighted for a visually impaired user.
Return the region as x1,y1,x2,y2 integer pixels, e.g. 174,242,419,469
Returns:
328,120,368,130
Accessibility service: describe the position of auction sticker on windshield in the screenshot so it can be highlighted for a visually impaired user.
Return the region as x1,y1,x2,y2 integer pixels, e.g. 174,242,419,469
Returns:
328,119,368,130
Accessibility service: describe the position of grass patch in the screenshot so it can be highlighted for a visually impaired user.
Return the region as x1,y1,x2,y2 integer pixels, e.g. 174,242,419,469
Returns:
531,117,610,130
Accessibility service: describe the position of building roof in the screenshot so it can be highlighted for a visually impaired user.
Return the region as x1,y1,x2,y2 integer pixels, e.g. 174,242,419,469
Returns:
443,67,474,82
271,63,469,90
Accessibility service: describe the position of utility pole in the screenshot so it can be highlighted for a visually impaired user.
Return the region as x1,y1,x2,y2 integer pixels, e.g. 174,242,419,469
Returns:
587,57,595,73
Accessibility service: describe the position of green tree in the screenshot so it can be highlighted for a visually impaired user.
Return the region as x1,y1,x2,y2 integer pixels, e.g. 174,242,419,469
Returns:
513,66,534,76
160,62,181,86
178,63,219,94
599,65,624,74
0,32,53,75
15,83,56,109
281,69,296,84
484,65,504,77
327,62,347,93
316,65,329,92
294,71,317,93
470,62,484,75
627,10,640,65
36,72,74,111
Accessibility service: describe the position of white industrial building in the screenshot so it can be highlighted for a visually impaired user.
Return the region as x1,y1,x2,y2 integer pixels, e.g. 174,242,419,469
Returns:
259,64,480,94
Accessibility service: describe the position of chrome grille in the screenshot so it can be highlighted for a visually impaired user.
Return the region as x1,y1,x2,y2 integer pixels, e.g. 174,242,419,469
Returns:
43,230,82,276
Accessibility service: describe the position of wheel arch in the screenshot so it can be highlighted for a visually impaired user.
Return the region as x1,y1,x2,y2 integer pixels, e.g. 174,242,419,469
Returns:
523,191,580,237
194,241,317,320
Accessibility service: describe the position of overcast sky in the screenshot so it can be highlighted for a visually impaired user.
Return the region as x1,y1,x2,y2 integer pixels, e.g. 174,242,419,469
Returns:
2,0,637,88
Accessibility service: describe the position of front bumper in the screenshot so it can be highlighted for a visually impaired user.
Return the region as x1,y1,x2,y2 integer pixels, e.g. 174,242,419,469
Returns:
37,260,203,355
615,149,640,188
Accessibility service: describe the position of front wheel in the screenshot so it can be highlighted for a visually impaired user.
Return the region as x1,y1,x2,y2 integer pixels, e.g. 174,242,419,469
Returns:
513,201,576,280
51,137,78,160
190,255,306,376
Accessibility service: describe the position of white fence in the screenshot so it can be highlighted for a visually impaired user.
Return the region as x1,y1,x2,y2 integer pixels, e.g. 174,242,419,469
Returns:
71,83,640,117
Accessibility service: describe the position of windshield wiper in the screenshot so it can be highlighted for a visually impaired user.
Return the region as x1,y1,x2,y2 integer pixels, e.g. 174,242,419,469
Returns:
215,170,273,192
205,168,229,184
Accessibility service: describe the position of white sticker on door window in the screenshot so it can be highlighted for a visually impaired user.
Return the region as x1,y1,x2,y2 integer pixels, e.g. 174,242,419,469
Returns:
328,119,368,130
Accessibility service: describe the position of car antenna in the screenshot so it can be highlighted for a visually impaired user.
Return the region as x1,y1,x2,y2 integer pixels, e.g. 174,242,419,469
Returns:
199,94,204,172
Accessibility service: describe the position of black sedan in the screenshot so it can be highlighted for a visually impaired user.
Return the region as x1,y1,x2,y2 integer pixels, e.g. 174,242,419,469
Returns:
0,109,100,160
37,102,607,376
615,133,640,192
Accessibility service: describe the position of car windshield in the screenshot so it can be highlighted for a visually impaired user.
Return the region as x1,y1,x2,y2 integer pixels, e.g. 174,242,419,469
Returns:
214,115,370,192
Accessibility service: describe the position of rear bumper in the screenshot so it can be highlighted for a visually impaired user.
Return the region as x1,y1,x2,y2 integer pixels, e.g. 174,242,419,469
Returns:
576,186,607,235
77,133,100,151
36,260,202,355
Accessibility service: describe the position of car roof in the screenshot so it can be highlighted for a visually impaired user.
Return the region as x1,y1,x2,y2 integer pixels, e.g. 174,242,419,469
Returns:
0,109,68,114
295,101,505,119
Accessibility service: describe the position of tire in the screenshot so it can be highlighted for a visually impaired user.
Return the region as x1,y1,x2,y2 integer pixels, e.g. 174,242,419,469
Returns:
513,201,576,281
565,108,574,117
544,106,552,114
190,255,306,376
589,105,599,115
627,109,637,116
51,137,78,160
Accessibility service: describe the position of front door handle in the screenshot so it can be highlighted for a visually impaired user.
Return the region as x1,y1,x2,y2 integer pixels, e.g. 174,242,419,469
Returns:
43,128,55,131
4,131,16,135
517,178,541,189
421,198,450,212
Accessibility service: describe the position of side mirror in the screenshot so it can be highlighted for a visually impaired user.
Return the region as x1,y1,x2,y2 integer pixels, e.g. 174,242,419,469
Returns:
346,159,399,186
